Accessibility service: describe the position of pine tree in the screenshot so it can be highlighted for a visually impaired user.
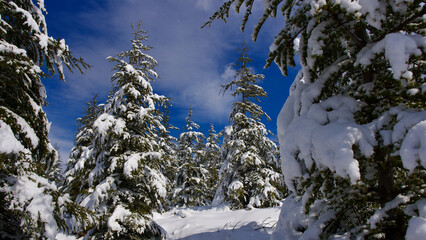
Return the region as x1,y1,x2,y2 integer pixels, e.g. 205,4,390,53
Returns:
203,123,222,200
64,96,102,234
213,45,285,210
206,1,425,239
0,0,89,238
158,104,179,203
76,96,103,132
65,23,169,239
172,107,210,207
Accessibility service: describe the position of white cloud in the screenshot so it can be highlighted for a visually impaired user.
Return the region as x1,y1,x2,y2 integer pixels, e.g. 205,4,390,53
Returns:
221,64,237,81
179,65,236,122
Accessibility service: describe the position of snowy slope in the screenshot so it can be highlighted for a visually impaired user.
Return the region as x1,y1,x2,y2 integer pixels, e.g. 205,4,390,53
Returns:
153,206,281,239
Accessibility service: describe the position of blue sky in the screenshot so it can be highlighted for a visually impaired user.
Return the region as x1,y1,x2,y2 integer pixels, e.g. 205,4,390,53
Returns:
42,0,298,160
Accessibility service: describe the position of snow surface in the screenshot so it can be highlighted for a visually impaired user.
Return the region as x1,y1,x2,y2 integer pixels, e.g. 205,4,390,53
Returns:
153,206,281,239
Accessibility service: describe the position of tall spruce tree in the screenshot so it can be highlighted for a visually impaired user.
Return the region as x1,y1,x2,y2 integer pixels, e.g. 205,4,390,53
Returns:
0,0,89,238
172,107,209,207
213,45,285,210
65,23,169,239
205,1,425,239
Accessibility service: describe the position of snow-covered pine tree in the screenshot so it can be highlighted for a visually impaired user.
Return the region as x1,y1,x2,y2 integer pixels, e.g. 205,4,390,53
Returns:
158,104,179,202
64,96,102,234
205,1,425,239
65,23,169,239
76,95,103,133
172,107,210,207
212,45,284,210
203,123,222,200
0,0,90,238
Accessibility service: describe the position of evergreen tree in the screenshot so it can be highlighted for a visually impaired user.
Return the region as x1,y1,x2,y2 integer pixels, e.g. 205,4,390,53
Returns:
213,45,285,210
65,23,168,239
0,0,89,238
206,1,425,239
172,107,210,207
64,96,102,234
76,95,103,132
203,123,222,200
158,104,179,203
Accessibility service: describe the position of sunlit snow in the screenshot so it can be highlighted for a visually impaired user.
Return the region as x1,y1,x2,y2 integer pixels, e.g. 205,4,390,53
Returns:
153,206,281,239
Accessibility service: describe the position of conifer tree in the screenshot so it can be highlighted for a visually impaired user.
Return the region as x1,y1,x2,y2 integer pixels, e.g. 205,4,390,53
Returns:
206,1,425,239
203,123,222,199
65,23,168,239
64,96,102,234
213,45,284,210
172,107,210,207
204,123,221,169
158,104,179,199
0,0,89,238
76,96,103,132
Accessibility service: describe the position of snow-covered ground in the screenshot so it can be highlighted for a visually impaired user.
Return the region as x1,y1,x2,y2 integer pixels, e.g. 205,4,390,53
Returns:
153,205,281,239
